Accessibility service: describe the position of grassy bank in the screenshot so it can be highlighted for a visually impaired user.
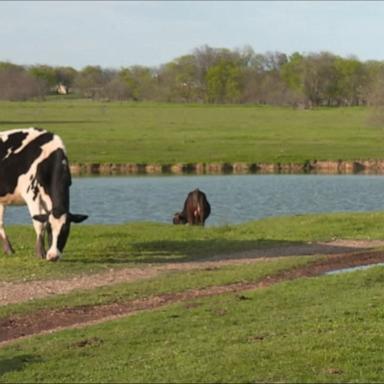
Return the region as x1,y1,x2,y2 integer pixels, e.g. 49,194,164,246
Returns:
0,100,383,165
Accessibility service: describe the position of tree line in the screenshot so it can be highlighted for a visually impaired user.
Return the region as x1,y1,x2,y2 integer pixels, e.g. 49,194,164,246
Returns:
2,45,384,107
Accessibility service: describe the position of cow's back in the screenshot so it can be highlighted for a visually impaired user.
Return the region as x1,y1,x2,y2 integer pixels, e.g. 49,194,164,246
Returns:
0,127,67,204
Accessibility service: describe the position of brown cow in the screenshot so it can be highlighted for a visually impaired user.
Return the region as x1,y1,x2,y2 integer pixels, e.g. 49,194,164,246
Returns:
173,188,211,226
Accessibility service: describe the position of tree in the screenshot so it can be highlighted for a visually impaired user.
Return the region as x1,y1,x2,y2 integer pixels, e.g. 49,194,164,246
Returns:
101,77,132,100
333,57,366,105
74,66,110,98
28,65,57,88
300,52,339,106
156,55,202,102
119,66,156,101
54,66,78,89
281,53,304,92
206,60,242,103
0,66,43,100
0,61,24,72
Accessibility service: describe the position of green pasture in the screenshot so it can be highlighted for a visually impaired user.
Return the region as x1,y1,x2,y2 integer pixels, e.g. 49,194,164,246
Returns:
1,212,384,382
0,100,383,164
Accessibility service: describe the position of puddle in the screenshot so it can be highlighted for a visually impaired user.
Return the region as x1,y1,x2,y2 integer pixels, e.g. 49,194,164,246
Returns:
325,263,384,275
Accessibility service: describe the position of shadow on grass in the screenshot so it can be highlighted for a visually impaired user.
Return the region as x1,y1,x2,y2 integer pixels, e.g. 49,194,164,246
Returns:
63,238,365,265
0,355,41,376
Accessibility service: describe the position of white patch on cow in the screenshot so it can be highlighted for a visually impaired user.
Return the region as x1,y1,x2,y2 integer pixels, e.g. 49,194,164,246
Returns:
0,127,36,139
46,213,67,261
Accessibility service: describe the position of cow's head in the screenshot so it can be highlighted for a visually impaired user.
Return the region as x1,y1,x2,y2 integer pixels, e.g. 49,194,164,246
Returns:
33,211,88,261
173,212,187,225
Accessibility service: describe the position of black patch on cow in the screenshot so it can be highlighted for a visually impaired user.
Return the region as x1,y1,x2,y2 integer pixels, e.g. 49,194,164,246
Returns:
27,174,40,200
36,148,71,216
27,177,40,201
0,130,55,198
0,131,28,161
35,147,73,253
57,219,70,252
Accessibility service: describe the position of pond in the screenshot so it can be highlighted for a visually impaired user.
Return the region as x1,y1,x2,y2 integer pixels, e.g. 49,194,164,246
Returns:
5,174,384,226
325,263,384,275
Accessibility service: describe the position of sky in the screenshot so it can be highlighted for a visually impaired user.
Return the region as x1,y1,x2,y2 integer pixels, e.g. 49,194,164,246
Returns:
1,1,384,69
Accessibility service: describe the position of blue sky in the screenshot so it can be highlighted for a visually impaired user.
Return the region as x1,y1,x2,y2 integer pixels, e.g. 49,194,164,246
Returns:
1,1,384,69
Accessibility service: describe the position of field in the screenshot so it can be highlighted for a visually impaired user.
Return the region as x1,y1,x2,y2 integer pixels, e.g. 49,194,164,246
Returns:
0,100,384,164
1,100,384,382
1,213,384,382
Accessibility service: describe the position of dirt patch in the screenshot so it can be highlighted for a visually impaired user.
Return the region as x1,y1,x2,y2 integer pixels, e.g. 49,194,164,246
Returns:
1,242,384,347
0,267,160,306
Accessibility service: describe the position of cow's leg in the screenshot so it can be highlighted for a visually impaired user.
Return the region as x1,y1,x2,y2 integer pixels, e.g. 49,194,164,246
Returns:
33,221,46,259
0,205,14,255
26,200,47,259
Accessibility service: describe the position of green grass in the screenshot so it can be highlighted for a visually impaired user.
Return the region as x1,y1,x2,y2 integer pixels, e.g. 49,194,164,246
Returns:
0,100,383,164
1,266,384,382
2,212,384,283
2,212,384,382
1,99,384,381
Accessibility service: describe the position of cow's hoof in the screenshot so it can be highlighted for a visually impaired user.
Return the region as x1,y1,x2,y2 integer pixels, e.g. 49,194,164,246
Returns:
3,244,14,255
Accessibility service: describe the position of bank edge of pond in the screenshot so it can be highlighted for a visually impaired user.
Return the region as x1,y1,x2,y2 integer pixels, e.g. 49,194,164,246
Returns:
69,159,384,176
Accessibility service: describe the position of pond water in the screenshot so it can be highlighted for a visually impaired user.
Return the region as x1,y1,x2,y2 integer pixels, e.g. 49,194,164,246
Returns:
325,263,384,275
5,174,384,226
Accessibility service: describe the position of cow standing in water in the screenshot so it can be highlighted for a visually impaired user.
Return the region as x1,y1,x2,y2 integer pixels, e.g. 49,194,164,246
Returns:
0,127,87,261
173,188,211,226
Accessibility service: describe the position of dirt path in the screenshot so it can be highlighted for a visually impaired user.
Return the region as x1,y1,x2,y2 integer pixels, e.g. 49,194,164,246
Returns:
2,239,384,306
1,240,384,347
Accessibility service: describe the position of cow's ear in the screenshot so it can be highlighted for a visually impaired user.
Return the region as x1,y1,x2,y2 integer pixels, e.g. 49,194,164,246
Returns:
33,214,49,223
70,213,88,223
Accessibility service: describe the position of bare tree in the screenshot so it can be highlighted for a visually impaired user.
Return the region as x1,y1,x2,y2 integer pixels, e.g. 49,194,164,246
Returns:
101,77,132,100
0,68,44,100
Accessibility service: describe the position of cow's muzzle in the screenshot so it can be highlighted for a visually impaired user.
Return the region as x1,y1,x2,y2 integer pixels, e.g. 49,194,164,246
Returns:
46,250,61,262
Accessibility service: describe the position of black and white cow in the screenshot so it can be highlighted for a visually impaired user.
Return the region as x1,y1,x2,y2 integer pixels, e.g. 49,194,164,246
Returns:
0,127,87,261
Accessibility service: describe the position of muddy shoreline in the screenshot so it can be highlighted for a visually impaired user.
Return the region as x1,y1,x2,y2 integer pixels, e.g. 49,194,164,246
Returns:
70,159,384,176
